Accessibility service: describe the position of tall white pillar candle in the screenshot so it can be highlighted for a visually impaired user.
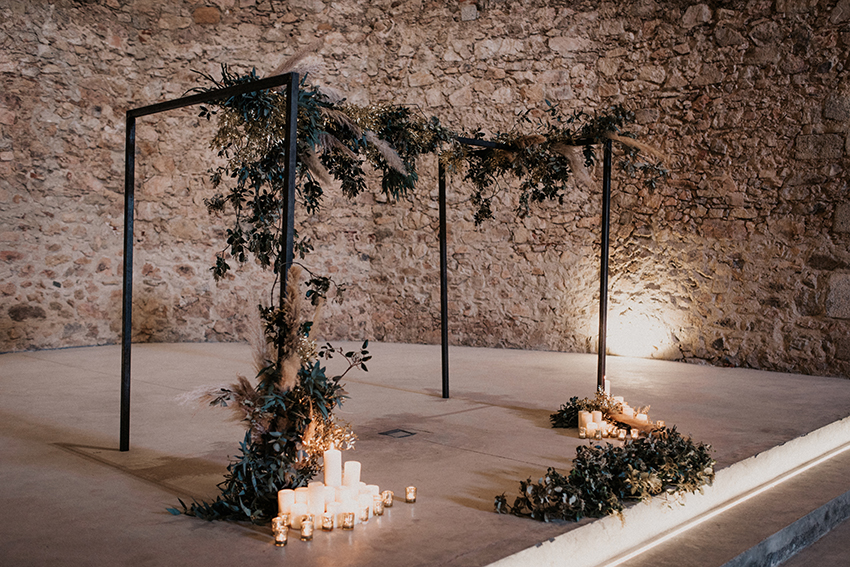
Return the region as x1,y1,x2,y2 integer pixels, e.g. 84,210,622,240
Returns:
323,446,342,487
294,487,309,504
278,489,295,516
343,461,361,487
591,410,603,424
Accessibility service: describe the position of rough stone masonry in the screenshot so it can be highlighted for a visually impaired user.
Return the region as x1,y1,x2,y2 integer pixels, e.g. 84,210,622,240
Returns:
1,0,849,378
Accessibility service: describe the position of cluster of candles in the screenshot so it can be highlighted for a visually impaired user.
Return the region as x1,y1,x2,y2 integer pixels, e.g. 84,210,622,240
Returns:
271,446,416,546
577,396,664,441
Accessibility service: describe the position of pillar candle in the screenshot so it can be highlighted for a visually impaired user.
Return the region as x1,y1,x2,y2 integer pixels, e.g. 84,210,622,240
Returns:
579,411,592,428
636,413,648,422
343,461,361,487
591,410,603,424
622,406,635,418
278,489,295,516
294,487,309,504
365,484,380,497
323,446,342,487
604,378,611,396
308,483,326,517
290,503,308,529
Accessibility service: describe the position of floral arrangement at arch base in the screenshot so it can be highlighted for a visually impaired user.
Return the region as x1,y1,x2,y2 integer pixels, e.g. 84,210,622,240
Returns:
169,267,368,523
496,391,715,522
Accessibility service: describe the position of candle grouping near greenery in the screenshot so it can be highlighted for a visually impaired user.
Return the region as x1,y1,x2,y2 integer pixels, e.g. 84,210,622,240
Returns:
276,455,413,540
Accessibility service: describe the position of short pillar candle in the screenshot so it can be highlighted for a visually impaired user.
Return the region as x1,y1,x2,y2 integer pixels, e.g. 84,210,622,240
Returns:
343,461,361,487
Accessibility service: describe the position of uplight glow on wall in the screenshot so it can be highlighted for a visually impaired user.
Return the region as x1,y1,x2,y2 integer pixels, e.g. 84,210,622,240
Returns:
605,307,681,359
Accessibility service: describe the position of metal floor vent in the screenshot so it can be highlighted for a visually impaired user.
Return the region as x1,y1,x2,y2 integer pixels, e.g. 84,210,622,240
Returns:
378,429,416,438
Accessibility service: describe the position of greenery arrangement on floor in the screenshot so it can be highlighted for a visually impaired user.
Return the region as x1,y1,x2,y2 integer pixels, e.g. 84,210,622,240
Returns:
495,426,715,522
549,392,648,429
169,49,669,525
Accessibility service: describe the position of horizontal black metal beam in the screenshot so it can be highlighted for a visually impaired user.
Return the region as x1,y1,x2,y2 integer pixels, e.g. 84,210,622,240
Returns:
128,73,295,119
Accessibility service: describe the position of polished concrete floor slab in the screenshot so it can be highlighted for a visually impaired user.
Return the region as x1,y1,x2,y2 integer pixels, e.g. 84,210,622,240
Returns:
2,341,849,566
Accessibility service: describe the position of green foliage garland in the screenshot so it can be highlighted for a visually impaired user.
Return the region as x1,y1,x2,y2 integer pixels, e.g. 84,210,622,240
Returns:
495,427,715,522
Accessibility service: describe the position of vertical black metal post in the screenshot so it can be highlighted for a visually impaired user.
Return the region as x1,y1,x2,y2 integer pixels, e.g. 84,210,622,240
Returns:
438,161,449,398
278,73,299,364
120,114,136,452
597,139,613,393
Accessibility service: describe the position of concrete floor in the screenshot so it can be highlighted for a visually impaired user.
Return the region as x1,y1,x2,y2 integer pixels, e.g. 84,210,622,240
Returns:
2,341,850,566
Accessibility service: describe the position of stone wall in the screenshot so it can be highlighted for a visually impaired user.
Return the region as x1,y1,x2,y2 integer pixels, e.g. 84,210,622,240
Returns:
1,0,849,378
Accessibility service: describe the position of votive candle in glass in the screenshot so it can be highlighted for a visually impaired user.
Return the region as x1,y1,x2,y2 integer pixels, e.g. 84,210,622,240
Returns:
656,420,665,429
594,428,603,440
630,428,639,439
405,486,417,503
359,505,370,523
272,516,289,547
381,490,394,508
321,512,334,531
578,426,587,439
617,429,626,441
300,516,314,541
373,494,384,516
342,512,355,530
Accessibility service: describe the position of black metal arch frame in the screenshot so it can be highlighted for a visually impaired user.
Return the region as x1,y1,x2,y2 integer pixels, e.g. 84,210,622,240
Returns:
120,72,299,451
120,77,616,451
436,138,614,398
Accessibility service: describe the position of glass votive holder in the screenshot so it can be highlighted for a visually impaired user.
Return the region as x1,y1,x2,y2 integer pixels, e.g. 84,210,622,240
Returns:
277,512,291,528
300,516,314,541
321,512,334,531
630,428,639,439
593,428,603,440
372,494,384,516
359,505,370,523
617,429,626,441
271,516,289,547
656,420,665,429
578,426,587,439
381,490,394,508
341,512,355,530
405,486,417,503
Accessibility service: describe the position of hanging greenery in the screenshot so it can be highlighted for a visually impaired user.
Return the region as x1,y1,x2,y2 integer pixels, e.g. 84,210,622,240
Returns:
441,103,668,224
495,427,715,522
